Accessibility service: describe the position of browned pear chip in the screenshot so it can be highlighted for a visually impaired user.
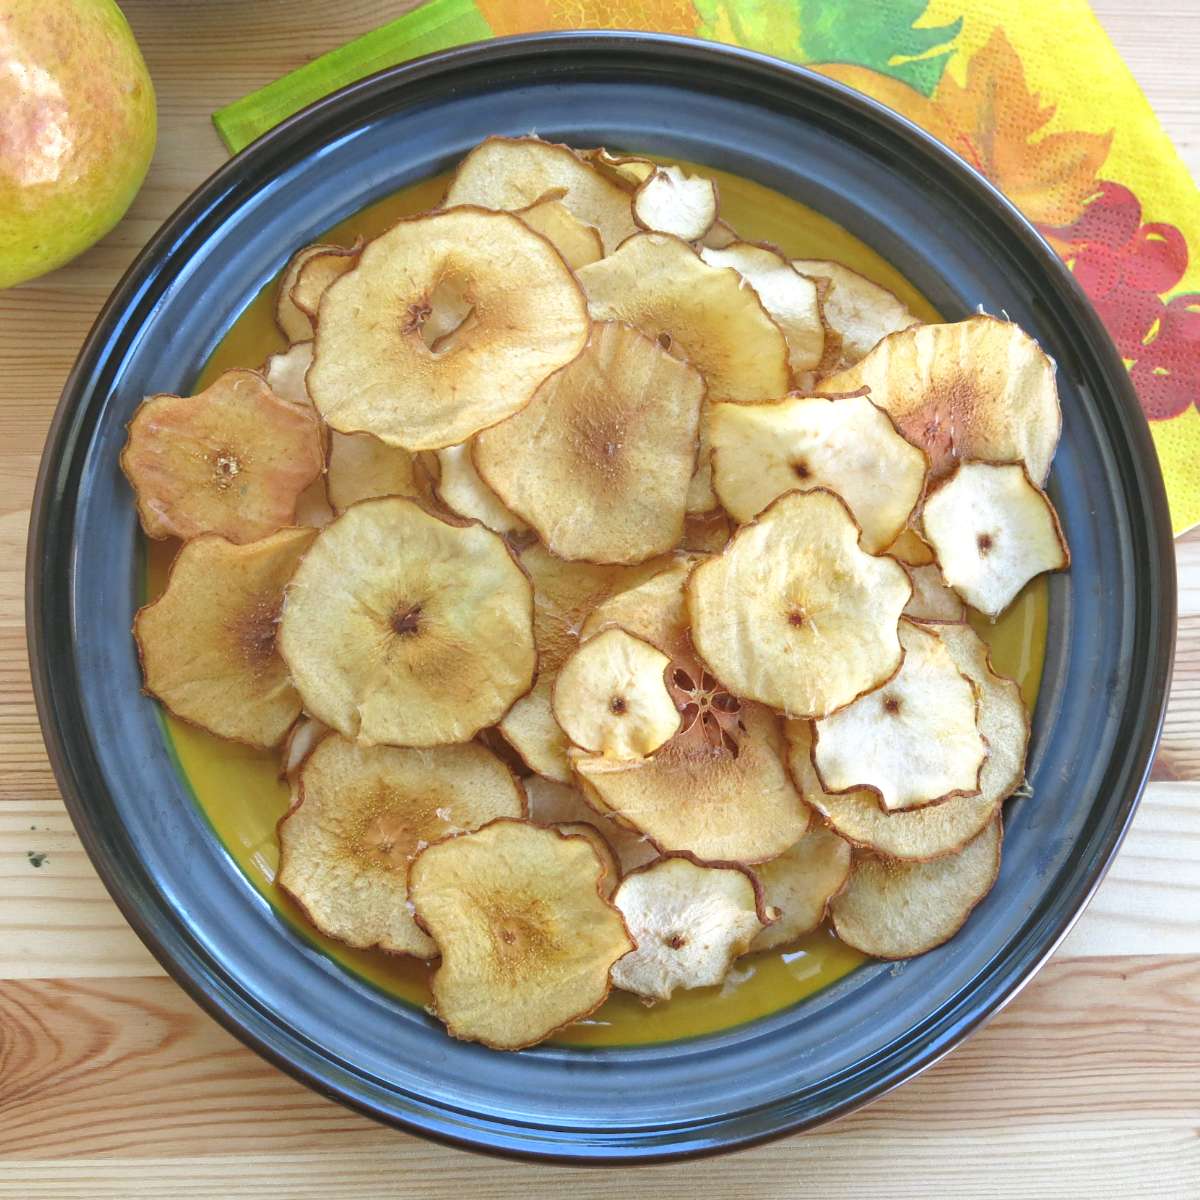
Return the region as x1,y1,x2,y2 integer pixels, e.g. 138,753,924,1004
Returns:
687,489,911,718
792,259,918,367
572,702,810,863
409,819,634,1049
434,443,528,535
275,243,344,342
513,193,604,270
903,563,966,622
553,628,680,759
263,340,314,408
579,557,694,660
444,136,638,252
554,823,622,897
291,239,362,322
498,547,666,781
135,528,317,748
278,497,535,747
887,525,936,567
474,322,703,564
819,316,1061,483
749,824,852,952
830,817,1002,958
524,776,658,874
708,392,927,553
579,147,655,189
633,165,718,241
813,619,986,813
922,461,1070,619
278,737,525,957
700,242,825,376
325,431,427,514
279,714,329,781
610,857,773,1001
306,208,590,451
682,510,733,554
120,368,324,543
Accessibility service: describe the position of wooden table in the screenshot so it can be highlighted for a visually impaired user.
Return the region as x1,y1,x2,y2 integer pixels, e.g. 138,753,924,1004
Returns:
2,3,1198,1195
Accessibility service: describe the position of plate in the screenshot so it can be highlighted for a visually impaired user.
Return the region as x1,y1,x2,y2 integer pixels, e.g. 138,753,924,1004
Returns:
27,33,1175,1163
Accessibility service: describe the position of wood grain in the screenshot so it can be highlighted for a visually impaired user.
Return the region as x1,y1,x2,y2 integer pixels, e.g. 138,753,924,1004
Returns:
0,2,1198,1196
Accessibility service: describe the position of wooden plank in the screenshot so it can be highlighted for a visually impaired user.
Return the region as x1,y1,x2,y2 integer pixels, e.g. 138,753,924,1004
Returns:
0,956,1195,1194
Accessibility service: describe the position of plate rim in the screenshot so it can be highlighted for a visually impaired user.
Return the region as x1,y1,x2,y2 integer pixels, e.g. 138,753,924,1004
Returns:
25,30,1176,1164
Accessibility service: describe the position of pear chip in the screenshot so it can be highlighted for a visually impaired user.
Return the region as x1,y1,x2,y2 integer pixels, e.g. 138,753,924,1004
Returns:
524,776,658,875
409,819,634,1049
278,496,535,747
633,164,718,241
326,431,426,513
278,736,525,957
434,442,528,535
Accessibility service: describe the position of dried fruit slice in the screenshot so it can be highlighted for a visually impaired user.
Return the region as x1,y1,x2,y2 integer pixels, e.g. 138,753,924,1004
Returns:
580,148,655,189
444,136,638,252
792,259,917,366
577,233,791,403
788,634,1021,860
700,243,824,375
514,193,603,270
887,525,936,567
572,702,810,863
819,316,1061,483
633,165,718,241
830,817,1002,958
554,823,622,897
278,737,525,957
579,558,694,660
325,431,426,513
434,443,528,535
922,461,1070,618
263,340,314,408
708,393,927,552
290,240,362,323
120,368,324,543
280,714,328,781
498,547,665,781
276,243,341,342
135,528,317,748
474,322,703,563
687,489,911,718
610,856,772,1001
904,563,966,622
813,619,986,812
524,776,658,874
409,819,633,1049
307,207,590,450
278,497,535,746
553,628,680,758
749,824,851,952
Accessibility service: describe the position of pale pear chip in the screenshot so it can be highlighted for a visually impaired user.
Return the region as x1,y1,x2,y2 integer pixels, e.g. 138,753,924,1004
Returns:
572,702,810,863
610,857,772,1001
291,239,362,321
887,525,936,567
698,217,739,250
434,443,528,535
444,136,638,252
278,497,536,747
577,233,791,403
474,322,703,564
580,148,655,189
513,194,604,270
749,824,852,952
325,431,427,514
278,737,525,958
409,819,634,1049
135,528,317,748
819,316,1061,483
498,547,665,780
708,393,927,552
524,776,658,874
280,714,329,781
700,242,824,375
275,243,341,342
830,817,1002,958
922,461,1070,619
687,489,911,718
813,619,986,813
120,368,324,544
553,628,681,759
792,259,917,367
306,208,590,451
633,165,718,241
264,340,314,407
903,563,966,622
579,558,694,661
